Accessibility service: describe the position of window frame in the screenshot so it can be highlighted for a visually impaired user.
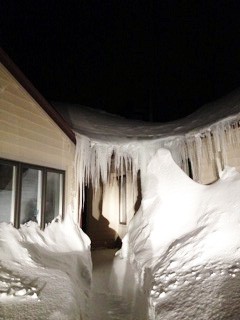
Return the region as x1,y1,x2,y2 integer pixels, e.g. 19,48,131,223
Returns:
0,158,65,228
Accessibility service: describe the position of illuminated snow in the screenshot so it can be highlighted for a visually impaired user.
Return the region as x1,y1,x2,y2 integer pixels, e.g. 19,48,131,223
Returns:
120,148,240,319
54,91,240,318
0,217,91,320
1,91,239,319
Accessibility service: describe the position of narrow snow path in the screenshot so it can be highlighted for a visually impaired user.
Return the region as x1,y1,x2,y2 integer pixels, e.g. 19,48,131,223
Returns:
89,249,148,320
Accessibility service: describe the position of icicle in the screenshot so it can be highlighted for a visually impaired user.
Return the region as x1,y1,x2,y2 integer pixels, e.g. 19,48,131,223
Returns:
75,133,91,217
185,136,199,181
74,111,240,222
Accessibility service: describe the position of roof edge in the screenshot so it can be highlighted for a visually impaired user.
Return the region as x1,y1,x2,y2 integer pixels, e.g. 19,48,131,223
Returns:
0,47,76,144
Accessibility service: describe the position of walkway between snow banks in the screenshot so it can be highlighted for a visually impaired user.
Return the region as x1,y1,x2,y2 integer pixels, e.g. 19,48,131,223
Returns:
89,249,148,320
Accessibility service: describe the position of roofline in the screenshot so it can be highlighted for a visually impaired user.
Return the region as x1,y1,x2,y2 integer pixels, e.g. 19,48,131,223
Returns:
0,47,76,144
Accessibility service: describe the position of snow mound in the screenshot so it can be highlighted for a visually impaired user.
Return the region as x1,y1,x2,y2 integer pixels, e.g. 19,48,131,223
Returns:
0,265,39,300
123,148,240,270
119,148,240,318
0,217,92,320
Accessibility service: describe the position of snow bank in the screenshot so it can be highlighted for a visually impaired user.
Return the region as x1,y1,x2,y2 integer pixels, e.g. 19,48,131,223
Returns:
0,217,91,320
120,148,240,318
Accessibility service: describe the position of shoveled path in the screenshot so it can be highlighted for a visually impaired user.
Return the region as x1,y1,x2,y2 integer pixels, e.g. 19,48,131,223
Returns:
89,249,148,320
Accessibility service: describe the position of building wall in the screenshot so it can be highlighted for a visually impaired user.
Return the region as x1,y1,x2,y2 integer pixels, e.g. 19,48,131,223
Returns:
0,63,77,220
195,130,240,185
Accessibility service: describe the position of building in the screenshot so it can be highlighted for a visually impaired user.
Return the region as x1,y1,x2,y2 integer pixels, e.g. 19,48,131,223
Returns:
2,47,240,249
0,48,77,228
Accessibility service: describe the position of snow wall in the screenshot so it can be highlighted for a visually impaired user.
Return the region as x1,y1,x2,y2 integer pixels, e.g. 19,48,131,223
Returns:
0,216,92,320
121,148,240,268
118,148,240,319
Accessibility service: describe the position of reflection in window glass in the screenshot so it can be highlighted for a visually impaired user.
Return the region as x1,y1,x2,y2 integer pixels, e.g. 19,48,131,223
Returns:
20,168,42,225
45,171,63,224
0,163,16,223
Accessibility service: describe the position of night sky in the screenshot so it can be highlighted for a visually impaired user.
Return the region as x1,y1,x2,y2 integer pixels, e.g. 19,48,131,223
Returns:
1,1,240,122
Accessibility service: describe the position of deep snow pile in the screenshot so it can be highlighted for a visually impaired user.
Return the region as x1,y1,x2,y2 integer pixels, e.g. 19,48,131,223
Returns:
120,148,240,319
0,217,91,320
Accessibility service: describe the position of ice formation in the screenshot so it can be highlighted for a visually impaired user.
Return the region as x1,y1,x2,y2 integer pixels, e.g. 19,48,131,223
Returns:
0,216,91,320
75,113,240,211
55,89,240,209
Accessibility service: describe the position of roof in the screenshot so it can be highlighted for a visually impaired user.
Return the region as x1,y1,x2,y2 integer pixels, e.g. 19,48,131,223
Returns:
55,88,240,144
0,47,76,144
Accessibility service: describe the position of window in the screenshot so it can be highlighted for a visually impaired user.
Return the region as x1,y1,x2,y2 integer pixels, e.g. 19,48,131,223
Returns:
0,162,16,223
0,159,65,228
119,175,127,225
45,171,63,224
20,167,42,225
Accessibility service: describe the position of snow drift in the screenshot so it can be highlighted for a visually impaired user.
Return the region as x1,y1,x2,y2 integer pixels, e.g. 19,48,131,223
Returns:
120,148,240,319
0,217,91,320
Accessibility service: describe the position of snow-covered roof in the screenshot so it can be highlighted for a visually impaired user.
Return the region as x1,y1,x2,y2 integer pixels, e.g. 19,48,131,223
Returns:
55,88,240,143
54,89,240,207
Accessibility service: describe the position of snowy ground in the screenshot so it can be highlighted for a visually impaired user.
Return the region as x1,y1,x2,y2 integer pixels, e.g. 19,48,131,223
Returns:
89,249,148,320
90,250,240,320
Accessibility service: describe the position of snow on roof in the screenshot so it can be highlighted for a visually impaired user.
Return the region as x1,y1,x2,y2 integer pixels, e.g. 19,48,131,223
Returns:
55,88,240,143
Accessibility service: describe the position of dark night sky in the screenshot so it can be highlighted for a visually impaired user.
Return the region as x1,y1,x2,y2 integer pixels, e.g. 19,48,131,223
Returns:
1,1,240,122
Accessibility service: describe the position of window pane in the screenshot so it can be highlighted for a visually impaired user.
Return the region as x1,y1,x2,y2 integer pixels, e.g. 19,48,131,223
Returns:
45,171,63,224
0,163,16,223
20,168,42,225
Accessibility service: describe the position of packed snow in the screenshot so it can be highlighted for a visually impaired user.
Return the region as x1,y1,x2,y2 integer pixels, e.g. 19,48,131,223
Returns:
89,249,148,320
120,148,240,319
0,216,91,320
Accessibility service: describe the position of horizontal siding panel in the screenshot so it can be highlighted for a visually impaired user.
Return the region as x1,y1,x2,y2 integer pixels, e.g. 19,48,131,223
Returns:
0,100,61,134
3,88,43,113
0,76,13,89
0,130,66,154
0,140,72,169
0,66,31,99
0,74,28,100
3,83,31,100
1,96,51,126
0,65,12,81
0,120,65,149
0,112,61,141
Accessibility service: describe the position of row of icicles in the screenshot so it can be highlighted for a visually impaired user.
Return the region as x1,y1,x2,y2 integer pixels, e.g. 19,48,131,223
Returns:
74,117,240,212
